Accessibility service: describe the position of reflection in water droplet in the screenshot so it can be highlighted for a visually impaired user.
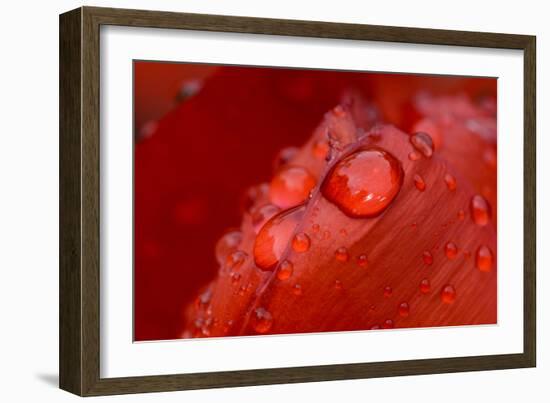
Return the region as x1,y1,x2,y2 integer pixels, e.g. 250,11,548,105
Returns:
420,278,431,294
470,195,491,226
476,245,494,272
269,166,316,209
410,132,434,158
251,307,273,333
215,230,243,265
334,247,349,262
277,260,294,280
445,242,458,260
441,285,456,304
321,148,404,218
422,251,433,266
414,174,426,191
292,232,311,253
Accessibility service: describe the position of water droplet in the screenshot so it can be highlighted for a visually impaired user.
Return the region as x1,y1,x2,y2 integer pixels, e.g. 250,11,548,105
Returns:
382,319,394,329
195,289,212,309
273,146,298,170
322,230,331,240
254,205,305,270
334,280,343,290
408,151,421,161
339,228,348,237
321,148,404,218
384,286,393,298
312,139,329,160
370,324,381,330
414,174,426,191
334,247,349,262
215,230,243,265
277,260,294,280
251,204,280,233
223,320,234,334
410,132,434,158
441,285,456,304
251,307,273,333
444,174,457,191
470,195,491,226
420,278,431,294
241,183,269,212
422,251,433,266
292,284,303,296
226,250,247,270
398,302,410,317
476,245,494,272
483,147,497,169
457,210,465,221
230,272,241,284
445,242,458,260
311,223,320,233
292,232,311,252
238,284,248,296
269,166,316,209
356,254,369,267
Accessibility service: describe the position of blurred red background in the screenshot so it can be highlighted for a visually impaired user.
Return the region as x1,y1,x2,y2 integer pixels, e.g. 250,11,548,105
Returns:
134,61,496,341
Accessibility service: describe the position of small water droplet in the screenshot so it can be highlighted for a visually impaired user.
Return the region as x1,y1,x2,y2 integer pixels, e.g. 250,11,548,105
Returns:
382,319,394,329
408,151,421,161
251,307,273,333
444,173,457,191
410,132,434,158
441,285,456,304
370,324,381,330
476,245,494,272
339,228,348,237
195,289,212,309
334,247,349,262
321,148,404,218
269,166,316,209
457,210,465,221
215,230,243,265
470,195,491,226
292,232,311,252
356,254,369,267
251,204,280,233
292,284,303,296
420,278,431,294
483,147,497,169
334,280,343,290
226,250,247,269
223,320,234,334
230,272,241,284
445,242,458,260
322,230,331,240
311,223,320,233
414,174,426,191
398,302,410,317
312,139,329,160
422,251,433,266
241,183,269,213
384,286,393,298
277,260,294,280
238,284,248,296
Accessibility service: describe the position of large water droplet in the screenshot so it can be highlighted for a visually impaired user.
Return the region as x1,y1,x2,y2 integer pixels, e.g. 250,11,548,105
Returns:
476,245,494,272
292,232,311,253
269,166,316,209
334,247,349,262
410,132,434,158
440,285,456,304
414,174,426,191
470,195,491,226
215,230,243,265
277,260,294,280
445,242,458,260
251,204,280,233
251,307,273,333
321,148,404,218
253,205,305,271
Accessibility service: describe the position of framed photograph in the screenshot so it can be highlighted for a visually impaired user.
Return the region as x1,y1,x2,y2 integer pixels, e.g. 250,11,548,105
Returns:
59,6,536,396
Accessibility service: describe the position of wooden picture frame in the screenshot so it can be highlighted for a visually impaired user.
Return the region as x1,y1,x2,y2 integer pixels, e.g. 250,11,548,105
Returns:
59,6,536,396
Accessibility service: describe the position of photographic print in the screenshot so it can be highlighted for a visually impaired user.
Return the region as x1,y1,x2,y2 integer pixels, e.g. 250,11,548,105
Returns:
134,63,497,341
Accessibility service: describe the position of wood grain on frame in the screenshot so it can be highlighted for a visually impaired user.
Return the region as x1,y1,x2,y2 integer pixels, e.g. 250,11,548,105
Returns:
59,6,536,396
